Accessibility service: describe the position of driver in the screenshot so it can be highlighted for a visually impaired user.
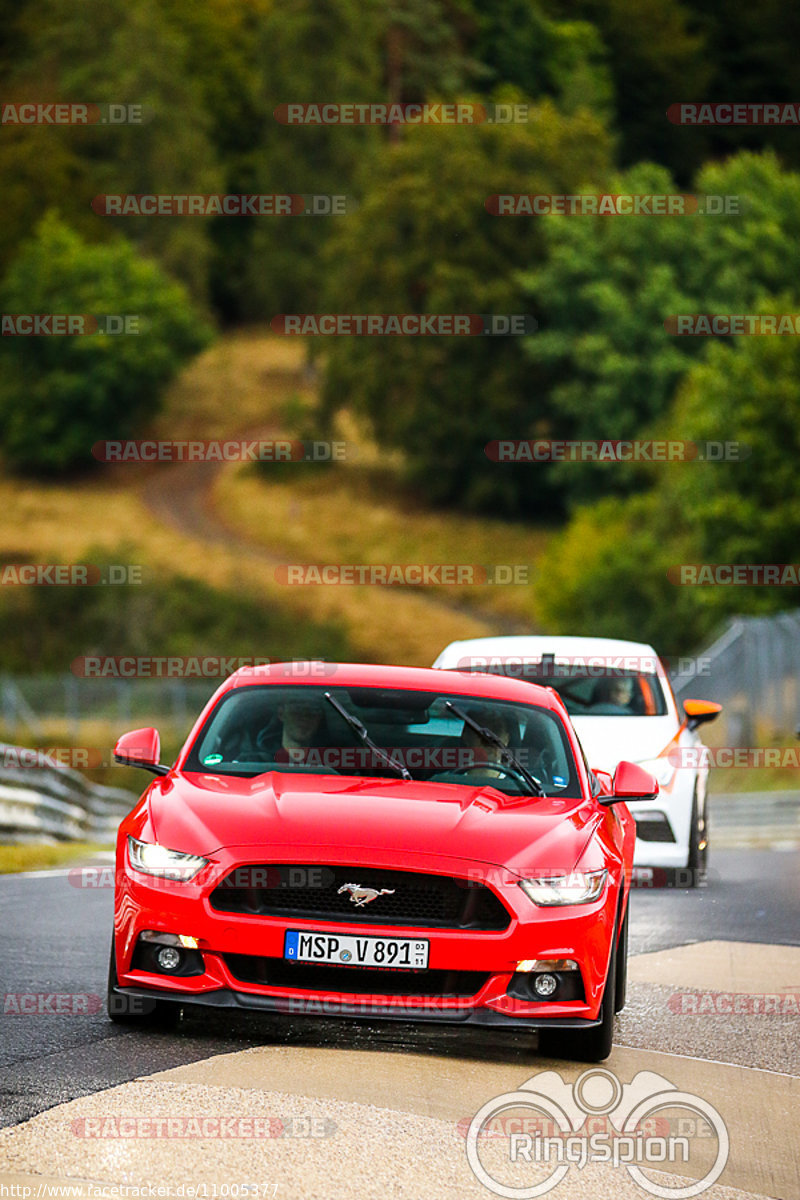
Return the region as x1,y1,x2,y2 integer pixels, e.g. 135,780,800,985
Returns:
258,695,327,763
458,707,515,778
591,676,635,714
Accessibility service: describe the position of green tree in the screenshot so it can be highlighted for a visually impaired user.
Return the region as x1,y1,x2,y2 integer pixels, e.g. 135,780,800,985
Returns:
467,0,612,119
3,0,221,299
520,151,800,507
318,99,612,514
0,214,212,474
535,305,800,651
549,0,710,179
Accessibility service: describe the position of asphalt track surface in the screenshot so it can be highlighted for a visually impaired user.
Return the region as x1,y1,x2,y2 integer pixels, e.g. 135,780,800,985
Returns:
1,842,798,1198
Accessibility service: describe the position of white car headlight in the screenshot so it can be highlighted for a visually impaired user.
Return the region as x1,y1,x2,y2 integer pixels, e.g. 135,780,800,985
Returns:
127,836,208,881
518,869,608,906
636,757,676,788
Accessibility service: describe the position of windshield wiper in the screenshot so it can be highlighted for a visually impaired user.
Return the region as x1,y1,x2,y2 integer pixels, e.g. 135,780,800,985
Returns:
445,701,545,796
323,692,412,781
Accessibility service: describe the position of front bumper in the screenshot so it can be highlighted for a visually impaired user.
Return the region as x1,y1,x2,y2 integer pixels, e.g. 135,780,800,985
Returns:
113,846,619,1024
108,979,605,1029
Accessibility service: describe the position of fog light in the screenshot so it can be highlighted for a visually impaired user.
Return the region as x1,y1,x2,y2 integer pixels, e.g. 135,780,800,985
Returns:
156,946,182,972
533,972,558,998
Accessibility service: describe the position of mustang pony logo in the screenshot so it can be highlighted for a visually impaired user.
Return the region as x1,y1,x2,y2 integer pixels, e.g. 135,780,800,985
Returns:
338,882,396,907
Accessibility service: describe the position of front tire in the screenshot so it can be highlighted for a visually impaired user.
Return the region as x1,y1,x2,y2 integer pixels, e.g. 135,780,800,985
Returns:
538,926,617,1063
686,788,708,887
107,938,181,1027
614,902,628,1013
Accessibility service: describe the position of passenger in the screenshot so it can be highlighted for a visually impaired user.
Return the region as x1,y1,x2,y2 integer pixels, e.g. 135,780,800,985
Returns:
258,695,327,763
591,676,635,714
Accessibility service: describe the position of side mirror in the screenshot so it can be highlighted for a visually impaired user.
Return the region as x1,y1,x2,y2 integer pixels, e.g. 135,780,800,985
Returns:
113,727,169,776
683,699,722,731
599,760,658,806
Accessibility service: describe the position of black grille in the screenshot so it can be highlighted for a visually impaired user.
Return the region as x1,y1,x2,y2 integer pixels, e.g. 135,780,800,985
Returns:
635,815,676,843
209,864,510,930
223,954,489,996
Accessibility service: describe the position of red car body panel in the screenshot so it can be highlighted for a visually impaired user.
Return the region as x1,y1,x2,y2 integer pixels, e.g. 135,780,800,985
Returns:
112,663,637,1028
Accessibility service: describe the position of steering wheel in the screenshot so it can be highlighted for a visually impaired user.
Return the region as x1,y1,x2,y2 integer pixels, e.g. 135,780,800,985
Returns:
445,764,512,778
442,762,544,794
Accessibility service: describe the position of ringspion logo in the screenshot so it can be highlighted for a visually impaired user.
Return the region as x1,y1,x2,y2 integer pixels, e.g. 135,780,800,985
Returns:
465,1068,729,1198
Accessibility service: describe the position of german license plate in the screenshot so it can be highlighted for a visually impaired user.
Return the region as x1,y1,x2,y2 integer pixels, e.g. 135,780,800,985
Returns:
284,930,429,969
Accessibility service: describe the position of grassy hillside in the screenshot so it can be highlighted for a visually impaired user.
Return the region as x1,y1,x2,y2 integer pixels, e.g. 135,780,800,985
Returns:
0,332,547,671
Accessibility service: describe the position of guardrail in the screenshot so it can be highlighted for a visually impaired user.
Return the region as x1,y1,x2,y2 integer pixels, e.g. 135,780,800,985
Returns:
0,742,138,843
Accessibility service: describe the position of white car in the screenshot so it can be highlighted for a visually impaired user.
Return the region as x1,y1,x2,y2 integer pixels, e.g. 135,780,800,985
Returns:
432,636,721,883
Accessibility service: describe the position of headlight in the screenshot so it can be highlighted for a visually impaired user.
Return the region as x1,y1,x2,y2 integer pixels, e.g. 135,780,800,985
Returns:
519,869,608,906
637,757,676,788
127,836,208,881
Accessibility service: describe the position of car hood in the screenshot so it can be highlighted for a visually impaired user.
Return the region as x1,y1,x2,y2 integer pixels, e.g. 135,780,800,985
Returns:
570,715,677,772
146,771,600,876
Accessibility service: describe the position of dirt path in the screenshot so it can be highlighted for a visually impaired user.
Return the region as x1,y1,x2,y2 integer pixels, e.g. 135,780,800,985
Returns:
137,343,531,644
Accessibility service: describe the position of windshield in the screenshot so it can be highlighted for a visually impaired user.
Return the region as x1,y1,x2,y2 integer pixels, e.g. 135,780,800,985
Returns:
183,684,581,797
447,662,668,717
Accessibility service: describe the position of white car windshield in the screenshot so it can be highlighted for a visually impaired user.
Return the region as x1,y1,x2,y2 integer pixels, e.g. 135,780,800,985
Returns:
446,664,668,717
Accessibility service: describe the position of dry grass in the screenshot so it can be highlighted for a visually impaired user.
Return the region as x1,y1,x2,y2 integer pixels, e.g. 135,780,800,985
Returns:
0,475,492,664
152,328,315,440
1,331,549,666
213,463,546,624
0,842,112,874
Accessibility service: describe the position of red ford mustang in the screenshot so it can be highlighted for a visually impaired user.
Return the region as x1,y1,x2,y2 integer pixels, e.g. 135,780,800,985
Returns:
108,662,657,1061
